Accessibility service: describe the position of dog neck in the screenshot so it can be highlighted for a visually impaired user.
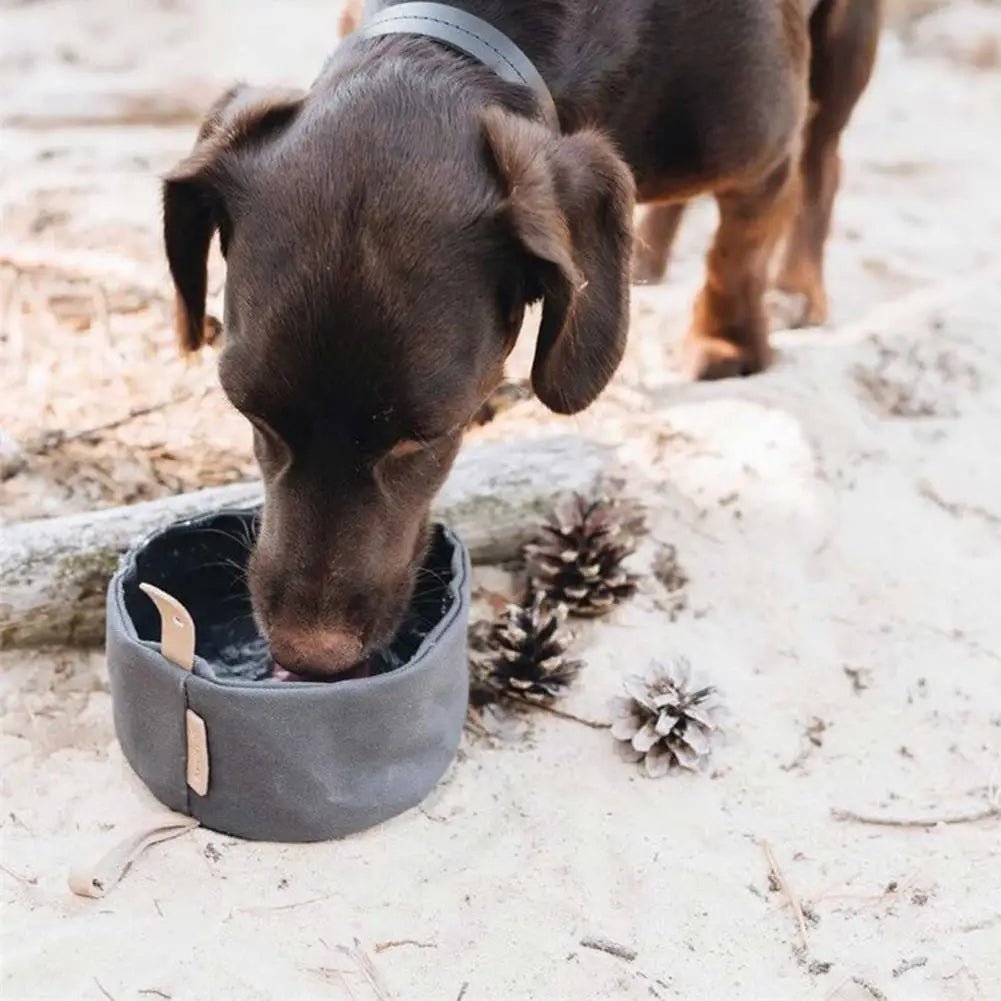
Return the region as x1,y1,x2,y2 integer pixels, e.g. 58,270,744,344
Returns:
355,2,560,131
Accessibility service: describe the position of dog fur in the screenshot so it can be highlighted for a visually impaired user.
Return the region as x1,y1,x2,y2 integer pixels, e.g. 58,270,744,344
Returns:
163,0,882,673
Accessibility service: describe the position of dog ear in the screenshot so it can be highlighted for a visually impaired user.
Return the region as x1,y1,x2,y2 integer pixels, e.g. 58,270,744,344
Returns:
163,85,304,354
482,108,635,414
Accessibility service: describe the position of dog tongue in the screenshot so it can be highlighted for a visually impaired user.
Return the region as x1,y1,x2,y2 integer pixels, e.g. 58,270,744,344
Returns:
272,661,373,683
271,664,310,683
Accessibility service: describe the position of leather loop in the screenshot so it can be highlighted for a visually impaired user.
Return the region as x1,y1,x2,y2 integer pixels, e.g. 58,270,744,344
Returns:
139,583,196,671
358,2,559,131
68,813,199,898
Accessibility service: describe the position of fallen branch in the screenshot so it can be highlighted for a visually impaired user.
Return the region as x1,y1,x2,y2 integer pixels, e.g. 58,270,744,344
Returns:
1,435,610,648
832,805,1000,828
761,840,809,952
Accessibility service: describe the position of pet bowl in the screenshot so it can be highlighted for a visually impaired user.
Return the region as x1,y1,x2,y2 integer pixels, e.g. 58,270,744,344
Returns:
105,508,470,842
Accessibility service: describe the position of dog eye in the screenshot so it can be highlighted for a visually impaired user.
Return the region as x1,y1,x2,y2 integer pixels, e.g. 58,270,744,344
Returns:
384,427,461,464
386,438,427,461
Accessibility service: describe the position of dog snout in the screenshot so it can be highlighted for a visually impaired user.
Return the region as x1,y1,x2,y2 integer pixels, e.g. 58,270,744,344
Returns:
268,624,364,677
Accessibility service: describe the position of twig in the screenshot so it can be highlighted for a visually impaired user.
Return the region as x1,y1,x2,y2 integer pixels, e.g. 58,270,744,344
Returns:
761,840,809,952
27,391,199,455
580,936,638,962
500,691,610,730
892,957,928,978
138,991,172,999
419,807,449,824
832,805,1000,828
851,976,887,1001
374,939,436,953
241,894,335,914
93,979,116,1001
307,968,354,997
918,480,1001,527
456,983,469,1001
336,940,392,1001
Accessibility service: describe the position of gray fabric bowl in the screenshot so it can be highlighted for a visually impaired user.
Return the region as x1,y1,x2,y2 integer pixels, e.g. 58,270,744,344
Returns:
106,508,470,842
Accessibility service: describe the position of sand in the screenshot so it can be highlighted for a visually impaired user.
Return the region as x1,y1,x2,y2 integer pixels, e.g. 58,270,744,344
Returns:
2,2,1001,999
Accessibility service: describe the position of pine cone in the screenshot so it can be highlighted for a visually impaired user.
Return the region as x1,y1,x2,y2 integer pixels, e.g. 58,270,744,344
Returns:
470,596,582,703
610,658,725,777
525,495,638,618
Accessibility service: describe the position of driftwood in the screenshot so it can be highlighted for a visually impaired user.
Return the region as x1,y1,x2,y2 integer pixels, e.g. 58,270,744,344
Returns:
0,435,610,648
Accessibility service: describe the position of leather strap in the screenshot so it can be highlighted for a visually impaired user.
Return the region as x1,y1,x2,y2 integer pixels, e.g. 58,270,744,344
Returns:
357,2,559,131
139,582,195,672
69,813,199,898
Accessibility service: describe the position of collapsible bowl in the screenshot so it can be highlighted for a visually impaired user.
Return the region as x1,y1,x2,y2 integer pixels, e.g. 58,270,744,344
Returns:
105,508,470,842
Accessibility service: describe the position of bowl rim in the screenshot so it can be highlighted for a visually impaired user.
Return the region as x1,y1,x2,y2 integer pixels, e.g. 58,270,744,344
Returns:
110,506,470,694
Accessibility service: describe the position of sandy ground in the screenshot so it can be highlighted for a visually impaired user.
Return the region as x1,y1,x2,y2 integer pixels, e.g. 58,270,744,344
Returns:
3,2,1001,999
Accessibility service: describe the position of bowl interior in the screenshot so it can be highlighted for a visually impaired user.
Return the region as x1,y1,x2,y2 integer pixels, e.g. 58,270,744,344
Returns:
123,510,458,681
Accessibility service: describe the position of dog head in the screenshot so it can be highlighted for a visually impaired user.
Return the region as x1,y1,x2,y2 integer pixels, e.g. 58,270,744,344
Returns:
163,73,633,676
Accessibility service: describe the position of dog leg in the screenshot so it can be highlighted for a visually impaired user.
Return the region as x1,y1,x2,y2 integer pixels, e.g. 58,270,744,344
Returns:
632,202,686,285
684,157,799,380
776,0,883,326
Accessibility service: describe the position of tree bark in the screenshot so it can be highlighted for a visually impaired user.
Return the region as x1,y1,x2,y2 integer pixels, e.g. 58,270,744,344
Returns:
0,435,609,648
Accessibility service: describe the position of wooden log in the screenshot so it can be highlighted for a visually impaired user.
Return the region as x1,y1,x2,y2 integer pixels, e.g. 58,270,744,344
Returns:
0,435,610,649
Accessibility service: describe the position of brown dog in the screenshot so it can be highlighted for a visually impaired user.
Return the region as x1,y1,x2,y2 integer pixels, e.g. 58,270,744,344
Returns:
164,0,881,675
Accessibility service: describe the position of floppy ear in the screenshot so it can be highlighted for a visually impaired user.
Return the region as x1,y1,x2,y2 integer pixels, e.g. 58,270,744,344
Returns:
163,85,304,353
482,108,635,414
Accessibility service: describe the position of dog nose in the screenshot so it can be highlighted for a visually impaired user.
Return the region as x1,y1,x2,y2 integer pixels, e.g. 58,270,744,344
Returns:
268,625,364,677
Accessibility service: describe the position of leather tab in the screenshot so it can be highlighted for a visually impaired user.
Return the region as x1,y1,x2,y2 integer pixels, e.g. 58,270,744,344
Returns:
185,709,210,796
139,583,196,671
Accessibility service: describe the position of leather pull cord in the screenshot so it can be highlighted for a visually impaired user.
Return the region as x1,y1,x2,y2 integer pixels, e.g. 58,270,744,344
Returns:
68,813,199,899
358,2,560,131
70,584,207,898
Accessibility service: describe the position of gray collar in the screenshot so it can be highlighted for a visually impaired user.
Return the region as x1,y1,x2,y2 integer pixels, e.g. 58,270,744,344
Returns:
357,2,560,131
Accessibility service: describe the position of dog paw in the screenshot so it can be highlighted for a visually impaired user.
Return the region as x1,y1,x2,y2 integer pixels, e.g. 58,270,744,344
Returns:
681,334,770,381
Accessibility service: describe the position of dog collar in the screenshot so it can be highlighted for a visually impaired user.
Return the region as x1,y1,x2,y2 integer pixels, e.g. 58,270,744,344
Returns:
357,2,560,131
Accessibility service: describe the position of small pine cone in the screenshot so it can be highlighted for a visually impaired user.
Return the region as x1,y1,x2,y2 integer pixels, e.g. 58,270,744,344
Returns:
472,595,582,703
610,658,725,778
525,495,638,618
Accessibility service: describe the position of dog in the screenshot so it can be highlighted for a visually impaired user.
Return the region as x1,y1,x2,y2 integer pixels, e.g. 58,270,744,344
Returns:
163,0,881,676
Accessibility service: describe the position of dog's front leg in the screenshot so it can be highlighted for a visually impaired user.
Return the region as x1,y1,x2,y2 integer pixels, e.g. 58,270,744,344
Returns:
632,202,687,285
